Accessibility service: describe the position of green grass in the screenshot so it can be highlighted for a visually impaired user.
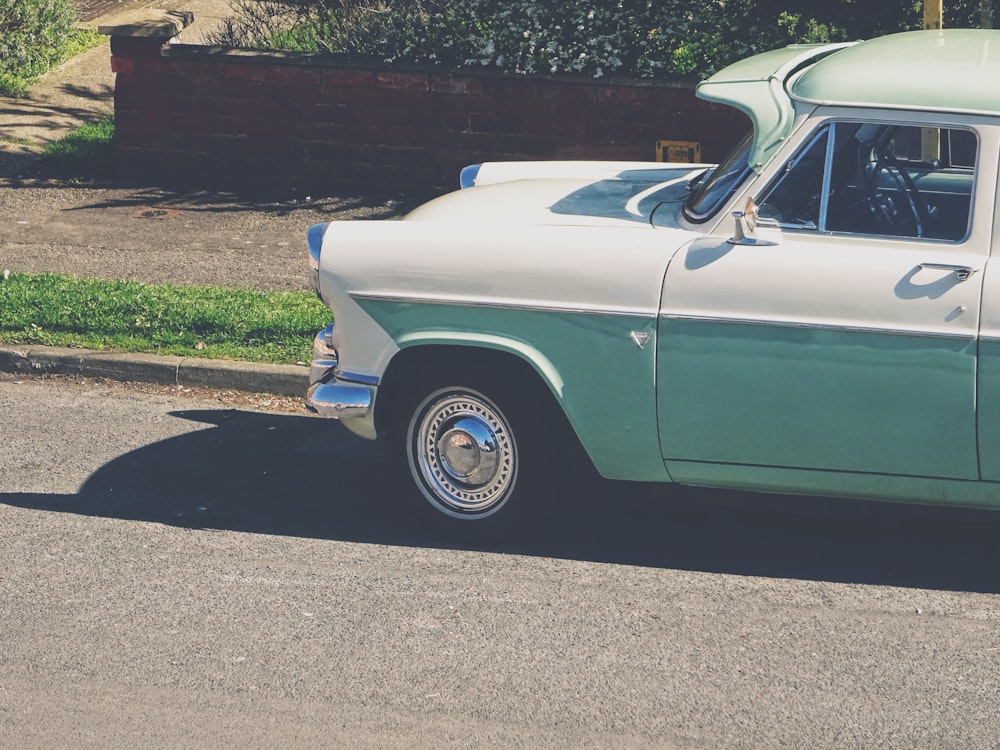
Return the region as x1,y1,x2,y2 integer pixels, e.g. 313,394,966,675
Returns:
28,114,117,180
0,273,330,365
0,28,105,97
64,27,105,59
42,114,114,160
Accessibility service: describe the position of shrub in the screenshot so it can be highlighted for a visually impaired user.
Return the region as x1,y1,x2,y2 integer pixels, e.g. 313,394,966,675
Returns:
0,0,80,96
208,0,992,80
208,0,412,53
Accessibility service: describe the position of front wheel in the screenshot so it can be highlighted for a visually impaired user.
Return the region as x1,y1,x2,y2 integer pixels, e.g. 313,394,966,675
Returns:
405,385,522,521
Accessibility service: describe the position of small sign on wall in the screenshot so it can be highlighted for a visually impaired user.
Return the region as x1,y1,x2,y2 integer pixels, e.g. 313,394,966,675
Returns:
656,140,702,163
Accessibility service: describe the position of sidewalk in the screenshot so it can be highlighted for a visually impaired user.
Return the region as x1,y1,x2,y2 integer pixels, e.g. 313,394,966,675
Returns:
0,0,230,178
0,2,408,396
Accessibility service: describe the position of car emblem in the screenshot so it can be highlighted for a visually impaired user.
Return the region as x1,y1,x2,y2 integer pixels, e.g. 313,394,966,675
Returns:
630,331,651,349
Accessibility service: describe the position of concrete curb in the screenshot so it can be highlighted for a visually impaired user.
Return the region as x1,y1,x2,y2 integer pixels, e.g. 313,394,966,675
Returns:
0,345,308,397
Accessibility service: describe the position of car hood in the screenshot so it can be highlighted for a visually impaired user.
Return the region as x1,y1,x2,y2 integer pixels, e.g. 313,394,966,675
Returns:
404,166,703,229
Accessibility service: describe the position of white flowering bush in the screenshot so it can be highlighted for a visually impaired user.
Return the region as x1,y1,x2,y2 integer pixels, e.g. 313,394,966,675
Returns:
210,0,954,78
378,0,850,76
415,1,690,77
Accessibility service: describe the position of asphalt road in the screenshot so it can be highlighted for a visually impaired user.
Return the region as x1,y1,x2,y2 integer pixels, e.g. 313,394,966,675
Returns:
3,377,1000,749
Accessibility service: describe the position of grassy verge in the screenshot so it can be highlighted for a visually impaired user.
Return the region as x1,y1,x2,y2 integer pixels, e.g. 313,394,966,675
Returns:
42,114,114,160
27,114,116,180
0,273,329,365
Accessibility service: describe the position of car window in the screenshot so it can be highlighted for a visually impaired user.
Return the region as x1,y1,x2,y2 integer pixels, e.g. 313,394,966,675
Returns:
757,121,977,241
756,126,830,229
683,130,755,223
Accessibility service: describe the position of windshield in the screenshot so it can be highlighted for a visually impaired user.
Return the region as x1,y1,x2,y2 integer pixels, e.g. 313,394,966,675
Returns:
683,130,755,223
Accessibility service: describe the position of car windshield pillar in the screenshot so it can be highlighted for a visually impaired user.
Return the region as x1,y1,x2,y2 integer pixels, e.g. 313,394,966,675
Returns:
683,131,754,223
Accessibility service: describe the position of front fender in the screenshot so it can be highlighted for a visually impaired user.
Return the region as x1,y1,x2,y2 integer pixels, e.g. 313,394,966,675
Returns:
395,330,565,398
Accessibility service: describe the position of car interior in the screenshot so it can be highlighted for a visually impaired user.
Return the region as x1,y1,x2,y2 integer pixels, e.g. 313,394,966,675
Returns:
758,121,977,242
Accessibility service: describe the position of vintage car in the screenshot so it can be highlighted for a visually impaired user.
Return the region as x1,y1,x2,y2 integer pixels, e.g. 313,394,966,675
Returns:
306,29,1000,529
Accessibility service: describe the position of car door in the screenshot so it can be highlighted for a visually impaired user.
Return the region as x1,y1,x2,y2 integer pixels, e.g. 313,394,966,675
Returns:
975,161,1000,481
657,115,996,481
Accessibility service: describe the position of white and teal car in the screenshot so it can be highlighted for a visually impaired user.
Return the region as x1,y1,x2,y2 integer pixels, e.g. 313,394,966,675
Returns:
307,29,1000,529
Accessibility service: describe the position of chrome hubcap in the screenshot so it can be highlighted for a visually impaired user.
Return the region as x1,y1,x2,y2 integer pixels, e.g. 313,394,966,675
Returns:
410,390,517,517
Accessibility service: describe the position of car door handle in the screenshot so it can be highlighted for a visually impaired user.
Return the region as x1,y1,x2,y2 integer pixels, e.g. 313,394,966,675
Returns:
918,263,979,281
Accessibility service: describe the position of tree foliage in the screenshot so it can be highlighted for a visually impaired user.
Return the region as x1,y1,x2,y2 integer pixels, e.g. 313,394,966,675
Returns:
208,1,998,78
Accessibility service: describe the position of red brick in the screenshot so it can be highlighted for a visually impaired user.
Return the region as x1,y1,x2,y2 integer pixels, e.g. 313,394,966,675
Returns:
317,85,390,108
553,144,650,160
110,55,136,74
268,65,323,86
168,113,224,135
222,79,272,100
326,124,368,147
429,75,485,96
311,102,359,124
353,103,424,128
294,121,333,142
467,112,528,136
322,68,376,87
215,97,272,120
108,46,745,192
376,71,429,91
220,63,269,82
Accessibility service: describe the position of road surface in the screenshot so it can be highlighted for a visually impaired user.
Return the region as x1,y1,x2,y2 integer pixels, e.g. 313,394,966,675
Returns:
2,376,1000,748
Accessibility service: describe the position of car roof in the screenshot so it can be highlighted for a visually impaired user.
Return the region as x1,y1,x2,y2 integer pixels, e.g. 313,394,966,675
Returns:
697,29,1000,171
789,30,1000,115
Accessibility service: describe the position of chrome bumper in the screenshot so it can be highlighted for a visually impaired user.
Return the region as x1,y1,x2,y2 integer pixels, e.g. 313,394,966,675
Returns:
306,323,378,439
306,381,373,420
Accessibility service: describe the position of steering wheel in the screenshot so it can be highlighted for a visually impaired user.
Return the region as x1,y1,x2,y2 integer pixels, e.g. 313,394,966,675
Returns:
860,141,929,237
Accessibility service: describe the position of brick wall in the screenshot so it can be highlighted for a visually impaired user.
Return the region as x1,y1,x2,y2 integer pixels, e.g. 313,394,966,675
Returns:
106,32,748,194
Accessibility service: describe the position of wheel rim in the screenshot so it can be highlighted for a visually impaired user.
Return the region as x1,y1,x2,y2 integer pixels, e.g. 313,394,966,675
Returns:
408,388,518,518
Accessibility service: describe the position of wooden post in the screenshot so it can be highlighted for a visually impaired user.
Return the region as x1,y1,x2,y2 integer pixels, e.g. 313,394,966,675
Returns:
922,1,943,162
924,0,943,30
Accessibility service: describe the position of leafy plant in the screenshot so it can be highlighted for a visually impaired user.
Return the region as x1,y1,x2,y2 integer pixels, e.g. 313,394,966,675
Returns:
209,0,997,80
15,115,116,180
43,113,113,157
0,0,87,96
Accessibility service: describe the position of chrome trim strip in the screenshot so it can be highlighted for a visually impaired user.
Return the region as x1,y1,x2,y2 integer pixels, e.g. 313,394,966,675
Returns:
660,313,977,341
818,123,835,230
349,291,657,319
665,456,977,483
336,369,380,386
788,97,1000,119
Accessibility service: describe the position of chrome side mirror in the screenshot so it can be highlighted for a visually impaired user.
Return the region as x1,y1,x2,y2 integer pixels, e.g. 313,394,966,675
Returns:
728,196,777,246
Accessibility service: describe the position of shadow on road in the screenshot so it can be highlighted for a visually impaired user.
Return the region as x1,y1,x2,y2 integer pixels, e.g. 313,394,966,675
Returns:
3,177,430,218
4,407,1000,593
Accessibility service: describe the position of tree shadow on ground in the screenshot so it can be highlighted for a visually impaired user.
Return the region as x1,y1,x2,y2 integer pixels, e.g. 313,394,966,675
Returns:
4,407,1000,594
3,176,426,218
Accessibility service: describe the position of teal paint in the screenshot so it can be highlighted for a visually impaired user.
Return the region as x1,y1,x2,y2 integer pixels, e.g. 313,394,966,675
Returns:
657,318,978,480
355,297,670,482
977,340,1000,481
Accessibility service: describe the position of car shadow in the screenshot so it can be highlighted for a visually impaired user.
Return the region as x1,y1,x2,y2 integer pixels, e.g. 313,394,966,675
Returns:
4,407,1000,594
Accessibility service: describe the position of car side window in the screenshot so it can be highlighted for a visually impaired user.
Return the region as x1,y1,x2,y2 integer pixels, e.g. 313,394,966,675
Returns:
757,121,977,242
756,127,829,229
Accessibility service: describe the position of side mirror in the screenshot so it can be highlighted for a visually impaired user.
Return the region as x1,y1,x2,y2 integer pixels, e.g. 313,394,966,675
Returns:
728,197,778,246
